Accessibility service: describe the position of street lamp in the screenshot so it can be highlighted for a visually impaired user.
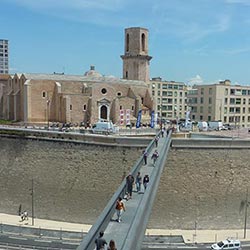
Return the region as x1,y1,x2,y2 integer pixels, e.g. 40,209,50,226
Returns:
30,179,34,226
46,99,50,129
174,106,179,132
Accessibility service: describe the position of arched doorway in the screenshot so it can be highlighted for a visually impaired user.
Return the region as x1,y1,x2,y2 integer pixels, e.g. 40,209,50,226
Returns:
100,105,108,120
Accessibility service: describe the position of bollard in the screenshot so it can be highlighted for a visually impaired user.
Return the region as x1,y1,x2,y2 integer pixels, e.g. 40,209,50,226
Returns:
60,227,62,240
19,225,22,236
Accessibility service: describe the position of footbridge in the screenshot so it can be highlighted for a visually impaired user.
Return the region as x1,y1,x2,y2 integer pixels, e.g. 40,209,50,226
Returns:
77,130,172,250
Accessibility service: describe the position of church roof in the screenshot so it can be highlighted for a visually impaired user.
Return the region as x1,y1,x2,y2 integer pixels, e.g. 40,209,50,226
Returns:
20,73,147,86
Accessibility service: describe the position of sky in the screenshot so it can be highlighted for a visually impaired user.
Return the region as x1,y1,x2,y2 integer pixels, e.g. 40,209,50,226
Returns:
1,0,250,85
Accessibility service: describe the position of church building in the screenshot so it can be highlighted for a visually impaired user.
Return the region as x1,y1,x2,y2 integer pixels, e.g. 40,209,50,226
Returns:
0,27,154,126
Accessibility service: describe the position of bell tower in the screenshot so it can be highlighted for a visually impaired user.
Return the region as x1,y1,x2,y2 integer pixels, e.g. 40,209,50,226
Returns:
121,27,152,82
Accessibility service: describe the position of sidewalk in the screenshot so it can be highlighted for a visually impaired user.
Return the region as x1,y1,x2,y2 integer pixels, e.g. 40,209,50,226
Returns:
0,213,91,233
1,215,250,244
146,228,250,244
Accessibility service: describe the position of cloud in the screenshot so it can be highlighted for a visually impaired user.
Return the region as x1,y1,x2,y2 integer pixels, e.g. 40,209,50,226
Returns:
187,75,204,85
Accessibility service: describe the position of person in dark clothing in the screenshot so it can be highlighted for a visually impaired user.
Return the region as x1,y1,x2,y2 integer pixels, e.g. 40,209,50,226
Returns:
126,174,134,199
95,231,107,250
142,150,148,165
154,136,159,147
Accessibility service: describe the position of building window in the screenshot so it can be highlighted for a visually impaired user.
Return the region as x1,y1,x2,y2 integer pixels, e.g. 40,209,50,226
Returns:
132,106,134,111
201,88,204,95
120,106,122,110
208,97,212,104
235,98,241,105
209,88,212,95
200,106,203,113
141,33,145,51
117,92,122,97
70,104,72,111
208,106,212,113
200,97,203,104
42,91,46,98
126,34,129,52
125,71,128,79
83,104,86,111
101,88,107,94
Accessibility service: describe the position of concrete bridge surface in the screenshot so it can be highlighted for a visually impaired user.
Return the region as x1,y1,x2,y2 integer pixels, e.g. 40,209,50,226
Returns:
77,130,172,250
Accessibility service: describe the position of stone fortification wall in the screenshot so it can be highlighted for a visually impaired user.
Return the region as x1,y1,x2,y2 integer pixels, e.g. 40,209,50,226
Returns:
0,137,142,224
1,136,250,230
150,148,250,230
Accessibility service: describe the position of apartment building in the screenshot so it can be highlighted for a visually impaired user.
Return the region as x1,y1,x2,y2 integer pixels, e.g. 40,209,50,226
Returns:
188,80,250,127
0,39,9,74
148,77,188,122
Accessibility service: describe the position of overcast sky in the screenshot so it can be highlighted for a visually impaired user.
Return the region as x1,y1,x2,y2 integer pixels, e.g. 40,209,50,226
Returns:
1,0,250,85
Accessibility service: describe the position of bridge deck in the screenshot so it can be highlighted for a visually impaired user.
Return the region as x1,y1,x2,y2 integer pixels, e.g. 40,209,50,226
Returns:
100,133,168,249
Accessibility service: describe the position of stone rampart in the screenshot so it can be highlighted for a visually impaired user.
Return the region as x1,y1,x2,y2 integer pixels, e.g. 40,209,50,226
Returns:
0,136,249,230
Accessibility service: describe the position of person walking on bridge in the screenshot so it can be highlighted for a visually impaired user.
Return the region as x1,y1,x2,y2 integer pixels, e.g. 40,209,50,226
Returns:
115,197,126,223
154,136,159,147
135,171,142,192
142,150,148,165
126,174,134,199
151,149,159,166
95,231,107,250
143,174,150,190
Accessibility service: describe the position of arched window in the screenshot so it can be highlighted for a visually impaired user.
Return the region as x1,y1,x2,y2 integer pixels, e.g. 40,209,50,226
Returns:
141,33,145,51
126,34,129,52
100,105,108,120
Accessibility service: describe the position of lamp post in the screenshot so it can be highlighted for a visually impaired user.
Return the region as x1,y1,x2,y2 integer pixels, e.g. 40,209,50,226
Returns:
46,99,50,129
244,188,249,239
30,179,34,226
174,106,179,132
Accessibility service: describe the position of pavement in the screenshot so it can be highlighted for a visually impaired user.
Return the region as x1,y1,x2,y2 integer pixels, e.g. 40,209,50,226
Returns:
1,213,250,244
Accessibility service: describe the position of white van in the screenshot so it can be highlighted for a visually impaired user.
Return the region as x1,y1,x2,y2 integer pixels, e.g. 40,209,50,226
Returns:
91,120,118,135
208,121,224,131
211,239,241,250
197,121,208,131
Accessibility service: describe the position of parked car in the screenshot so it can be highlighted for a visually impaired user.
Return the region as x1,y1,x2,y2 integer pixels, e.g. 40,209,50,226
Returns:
211,239,241,250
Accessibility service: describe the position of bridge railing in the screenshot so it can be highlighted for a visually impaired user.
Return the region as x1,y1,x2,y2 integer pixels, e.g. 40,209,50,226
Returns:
76,131,161,250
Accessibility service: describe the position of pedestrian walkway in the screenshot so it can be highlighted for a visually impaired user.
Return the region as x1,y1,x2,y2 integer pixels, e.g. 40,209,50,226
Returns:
0,213,91,233
1,212,250,245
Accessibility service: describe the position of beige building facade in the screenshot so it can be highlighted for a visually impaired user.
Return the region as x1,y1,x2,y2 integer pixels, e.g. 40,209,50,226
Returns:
0,27,154,126
148,77,188,122
188,80,250,127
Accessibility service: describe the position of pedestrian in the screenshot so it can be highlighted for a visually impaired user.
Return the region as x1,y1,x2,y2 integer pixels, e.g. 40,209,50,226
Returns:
142,150,148,165
115,197,126,223
95,231,107,250
135,172,142,192
143,174,150,190
161,128,165,137
20,210,28,222
154,136,159,147
151,149,159,165
107,239,117,250
126,174,134,199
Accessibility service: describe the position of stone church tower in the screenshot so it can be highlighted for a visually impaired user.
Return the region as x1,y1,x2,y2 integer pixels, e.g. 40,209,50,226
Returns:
121,27,152,82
